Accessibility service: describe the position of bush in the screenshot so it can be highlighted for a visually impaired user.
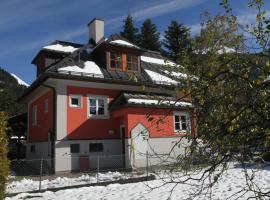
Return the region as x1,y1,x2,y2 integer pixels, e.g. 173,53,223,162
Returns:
0,112,9,199
262,152,270,162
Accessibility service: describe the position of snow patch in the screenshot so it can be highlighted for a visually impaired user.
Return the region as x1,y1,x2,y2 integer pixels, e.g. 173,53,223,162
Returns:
110,40,137,47
43,44,78,53
57,61,104,78
141,56,175,66
128,98,192,107
11,73,29,87
144,69,177,85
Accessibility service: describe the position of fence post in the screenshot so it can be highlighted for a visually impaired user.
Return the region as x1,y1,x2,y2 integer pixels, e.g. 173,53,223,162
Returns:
146,150,149,180
39,158,43,191
97,154,99,183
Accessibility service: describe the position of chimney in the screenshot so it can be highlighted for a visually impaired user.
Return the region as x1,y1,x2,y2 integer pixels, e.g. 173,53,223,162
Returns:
88,18,104,45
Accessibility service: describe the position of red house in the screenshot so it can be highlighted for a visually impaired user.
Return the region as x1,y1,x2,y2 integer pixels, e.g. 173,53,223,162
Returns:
20,18,196,172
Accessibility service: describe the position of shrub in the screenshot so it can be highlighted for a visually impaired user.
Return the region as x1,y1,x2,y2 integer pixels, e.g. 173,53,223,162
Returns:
0,112,9,199
262,152,270,162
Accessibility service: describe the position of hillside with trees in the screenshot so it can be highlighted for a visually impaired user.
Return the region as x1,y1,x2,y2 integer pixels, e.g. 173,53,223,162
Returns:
0,67,27,117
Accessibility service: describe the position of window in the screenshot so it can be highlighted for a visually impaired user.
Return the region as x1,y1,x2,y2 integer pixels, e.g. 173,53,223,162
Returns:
44,99,48,113
70,144,80,153
109,52,138,71
89,143,103,152
127,54,138,71
30,145,36,153
88,96,108,118
69,95,82,108
110,52,122,69
32,105,37,126
174,112,190,132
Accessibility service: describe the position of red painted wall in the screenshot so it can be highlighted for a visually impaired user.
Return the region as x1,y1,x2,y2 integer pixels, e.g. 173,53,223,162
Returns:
29,90,53,142
66,86,195,140
113,107,196,138
67,86,124,140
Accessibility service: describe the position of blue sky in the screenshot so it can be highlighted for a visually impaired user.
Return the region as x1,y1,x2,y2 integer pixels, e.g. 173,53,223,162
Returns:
0,0,268,84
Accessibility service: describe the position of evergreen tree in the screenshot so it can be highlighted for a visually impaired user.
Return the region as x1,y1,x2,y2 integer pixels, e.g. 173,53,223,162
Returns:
120,14,139,44
139,19,161,51
162,20,191,62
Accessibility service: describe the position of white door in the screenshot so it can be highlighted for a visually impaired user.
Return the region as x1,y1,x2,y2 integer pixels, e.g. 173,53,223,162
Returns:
130,123,149,168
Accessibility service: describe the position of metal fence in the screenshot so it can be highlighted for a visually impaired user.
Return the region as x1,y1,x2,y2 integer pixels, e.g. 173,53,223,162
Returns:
8,154,152,193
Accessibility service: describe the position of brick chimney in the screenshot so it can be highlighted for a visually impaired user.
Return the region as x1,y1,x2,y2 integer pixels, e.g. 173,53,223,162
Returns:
87,18,104,45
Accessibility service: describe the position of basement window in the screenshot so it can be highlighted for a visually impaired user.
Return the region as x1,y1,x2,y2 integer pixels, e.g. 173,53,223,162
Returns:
69,95,82,108
89,143,103,152
30,145,36,153
174,112,190,133
70,144,80,153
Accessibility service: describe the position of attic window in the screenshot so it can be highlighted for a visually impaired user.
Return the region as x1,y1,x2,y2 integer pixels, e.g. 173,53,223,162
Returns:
109,52,138,72
110,52,122,69
127,54,138,71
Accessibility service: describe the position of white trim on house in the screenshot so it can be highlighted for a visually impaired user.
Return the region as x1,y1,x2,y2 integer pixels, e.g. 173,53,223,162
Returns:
173,111,191,133
87,95,109,119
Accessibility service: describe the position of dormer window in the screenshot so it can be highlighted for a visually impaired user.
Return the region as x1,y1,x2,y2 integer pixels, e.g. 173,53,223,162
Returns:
108,52,139,72
127,54,138,71
110,52,122,69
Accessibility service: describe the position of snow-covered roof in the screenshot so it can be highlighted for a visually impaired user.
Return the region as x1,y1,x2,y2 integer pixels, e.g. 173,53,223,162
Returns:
141,56,175,66
57,61,104,78
43,44,79,53
144,69,178,85
128,98,192,107
110,40,137,48
11,73,29,87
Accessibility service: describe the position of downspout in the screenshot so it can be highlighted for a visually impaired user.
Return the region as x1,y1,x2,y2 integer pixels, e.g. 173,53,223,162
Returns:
42,84,56,173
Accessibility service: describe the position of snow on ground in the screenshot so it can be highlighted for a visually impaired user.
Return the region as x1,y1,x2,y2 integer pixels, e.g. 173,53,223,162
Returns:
6,164,270,200
11,73,29,87
57,61,104,78
6,171,127,194
43,44,78,53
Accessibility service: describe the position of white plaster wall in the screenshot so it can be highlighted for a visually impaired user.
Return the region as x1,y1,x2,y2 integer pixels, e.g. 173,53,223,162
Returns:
54,139,122,172
125,137,190,168
26,142,50,160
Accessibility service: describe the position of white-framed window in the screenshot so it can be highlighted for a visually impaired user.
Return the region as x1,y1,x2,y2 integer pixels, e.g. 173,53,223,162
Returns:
44,99,48,113
174,112,190,133
88,95,108,118
69,95,82,108
32,105,37,126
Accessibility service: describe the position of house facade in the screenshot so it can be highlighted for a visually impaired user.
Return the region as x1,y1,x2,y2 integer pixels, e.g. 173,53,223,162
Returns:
20,18,196,172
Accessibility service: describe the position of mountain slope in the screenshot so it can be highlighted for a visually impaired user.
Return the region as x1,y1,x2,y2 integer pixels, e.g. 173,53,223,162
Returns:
10,73,29,87
0,67,27,117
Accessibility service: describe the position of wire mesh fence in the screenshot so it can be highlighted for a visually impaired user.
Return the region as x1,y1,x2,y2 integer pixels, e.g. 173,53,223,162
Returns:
8,154,152,194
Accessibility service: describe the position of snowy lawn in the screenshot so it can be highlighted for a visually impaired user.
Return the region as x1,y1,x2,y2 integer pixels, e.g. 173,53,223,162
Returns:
6,164,270,200
6,171,144,194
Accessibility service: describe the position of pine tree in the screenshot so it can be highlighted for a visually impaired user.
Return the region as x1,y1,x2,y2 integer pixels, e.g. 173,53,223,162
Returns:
120,14,139,44
162,20,191,62
139,19,161,51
